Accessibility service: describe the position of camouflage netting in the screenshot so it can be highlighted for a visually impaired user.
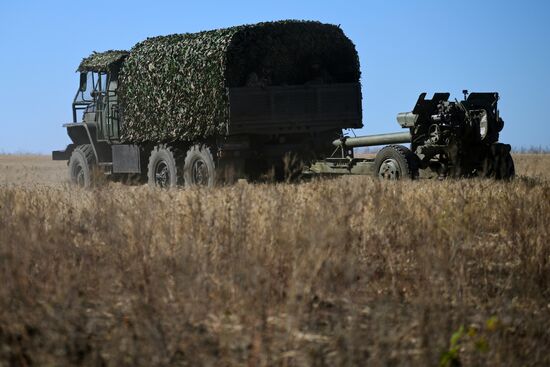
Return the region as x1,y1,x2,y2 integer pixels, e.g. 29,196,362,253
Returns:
78,50,129,73
118,20,360,143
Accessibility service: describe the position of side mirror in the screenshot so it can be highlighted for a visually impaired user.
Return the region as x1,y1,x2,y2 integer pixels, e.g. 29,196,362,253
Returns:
79,72,87,92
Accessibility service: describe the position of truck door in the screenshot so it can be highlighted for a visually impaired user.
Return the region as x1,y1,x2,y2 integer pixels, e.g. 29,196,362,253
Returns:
93,73,107,140
95,69,121,141
104,70,121,140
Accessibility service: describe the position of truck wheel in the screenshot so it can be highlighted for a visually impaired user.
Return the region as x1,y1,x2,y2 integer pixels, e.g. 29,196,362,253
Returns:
147,145,179,188
68,144,96,188
183,144,216,187
374,145,418,180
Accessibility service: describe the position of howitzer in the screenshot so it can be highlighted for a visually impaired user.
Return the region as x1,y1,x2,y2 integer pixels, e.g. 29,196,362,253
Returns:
307,90,515,180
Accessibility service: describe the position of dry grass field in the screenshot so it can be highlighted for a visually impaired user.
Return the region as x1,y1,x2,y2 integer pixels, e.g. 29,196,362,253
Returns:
0,154,549,366
0,155,67,186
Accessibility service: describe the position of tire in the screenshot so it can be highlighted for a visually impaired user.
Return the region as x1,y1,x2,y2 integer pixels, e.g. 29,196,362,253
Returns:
495,151,515,180
147,145,179,188
374,145,418,180
183,144,216,187
480,144,515,180
68,144,96,188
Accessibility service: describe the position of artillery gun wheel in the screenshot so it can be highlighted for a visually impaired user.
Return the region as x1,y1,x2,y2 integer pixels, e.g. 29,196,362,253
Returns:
480,144,515,180
68,144,96,188
498,152,515,180
374,145,418,180
183,144,216,187
147,145,179,188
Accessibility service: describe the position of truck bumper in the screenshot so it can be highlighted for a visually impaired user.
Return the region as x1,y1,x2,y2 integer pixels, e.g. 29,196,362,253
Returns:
52,150,70,160
52,144,75,160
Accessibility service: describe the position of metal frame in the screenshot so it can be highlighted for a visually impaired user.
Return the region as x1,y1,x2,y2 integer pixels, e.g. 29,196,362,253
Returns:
72,72,95,122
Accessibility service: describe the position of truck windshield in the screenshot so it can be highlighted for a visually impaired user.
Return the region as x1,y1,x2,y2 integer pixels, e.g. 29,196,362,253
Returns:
73,71,108,122
76,72,107,102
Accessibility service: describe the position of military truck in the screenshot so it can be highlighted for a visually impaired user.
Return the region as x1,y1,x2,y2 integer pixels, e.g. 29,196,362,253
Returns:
52,21,362,187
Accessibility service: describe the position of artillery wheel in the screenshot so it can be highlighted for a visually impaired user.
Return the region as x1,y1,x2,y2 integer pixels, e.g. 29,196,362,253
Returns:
147,145,179,188
68,144,96,188
374,145,418,180
480,144,515,180
183,144,216,187
497,152,515,180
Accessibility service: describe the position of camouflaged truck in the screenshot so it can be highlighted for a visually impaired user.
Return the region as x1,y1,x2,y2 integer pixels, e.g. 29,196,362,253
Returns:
52,21,362,187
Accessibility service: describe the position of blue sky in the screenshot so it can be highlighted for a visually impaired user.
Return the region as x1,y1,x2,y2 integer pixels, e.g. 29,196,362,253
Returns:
0,0,548,153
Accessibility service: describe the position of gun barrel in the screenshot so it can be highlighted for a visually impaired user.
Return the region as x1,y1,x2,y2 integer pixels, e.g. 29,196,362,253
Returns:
333,131,411,148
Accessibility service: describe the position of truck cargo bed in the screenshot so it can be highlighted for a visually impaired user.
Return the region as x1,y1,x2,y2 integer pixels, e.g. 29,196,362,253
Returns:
228,83,362,135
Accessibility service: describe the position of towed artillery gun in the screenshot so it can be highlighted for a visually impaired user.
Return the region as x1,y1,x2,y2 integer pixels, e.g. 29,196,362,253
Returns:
308,90,515,180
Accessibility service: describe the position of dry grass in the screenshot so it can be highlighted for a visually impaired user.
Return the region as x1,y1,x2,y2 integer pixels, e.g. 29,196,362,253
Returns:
0,154,549,366
512,154,550,180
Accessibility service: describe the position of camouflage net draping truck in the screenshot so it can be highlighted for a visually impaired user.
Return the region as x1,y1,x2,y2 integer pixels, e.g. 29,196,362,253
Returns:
52,20,363,187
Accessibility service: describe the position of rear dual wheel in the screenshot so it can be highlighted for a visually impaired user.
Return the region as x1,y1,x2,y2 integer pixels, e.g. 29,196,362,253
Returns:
147,145,179,188
147,144,216,188
183,145,216,187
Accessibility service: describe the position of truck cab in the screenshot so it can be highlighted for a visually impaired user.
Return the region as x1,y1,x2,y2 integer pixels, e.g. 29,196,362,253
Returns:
52,48,362,187
74,67,122,140
53,51,128,165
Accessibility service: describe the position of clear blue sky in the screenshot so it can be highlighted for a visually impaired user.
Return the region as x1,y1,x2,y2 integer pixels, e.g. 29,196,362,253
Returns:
0,0,548,153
